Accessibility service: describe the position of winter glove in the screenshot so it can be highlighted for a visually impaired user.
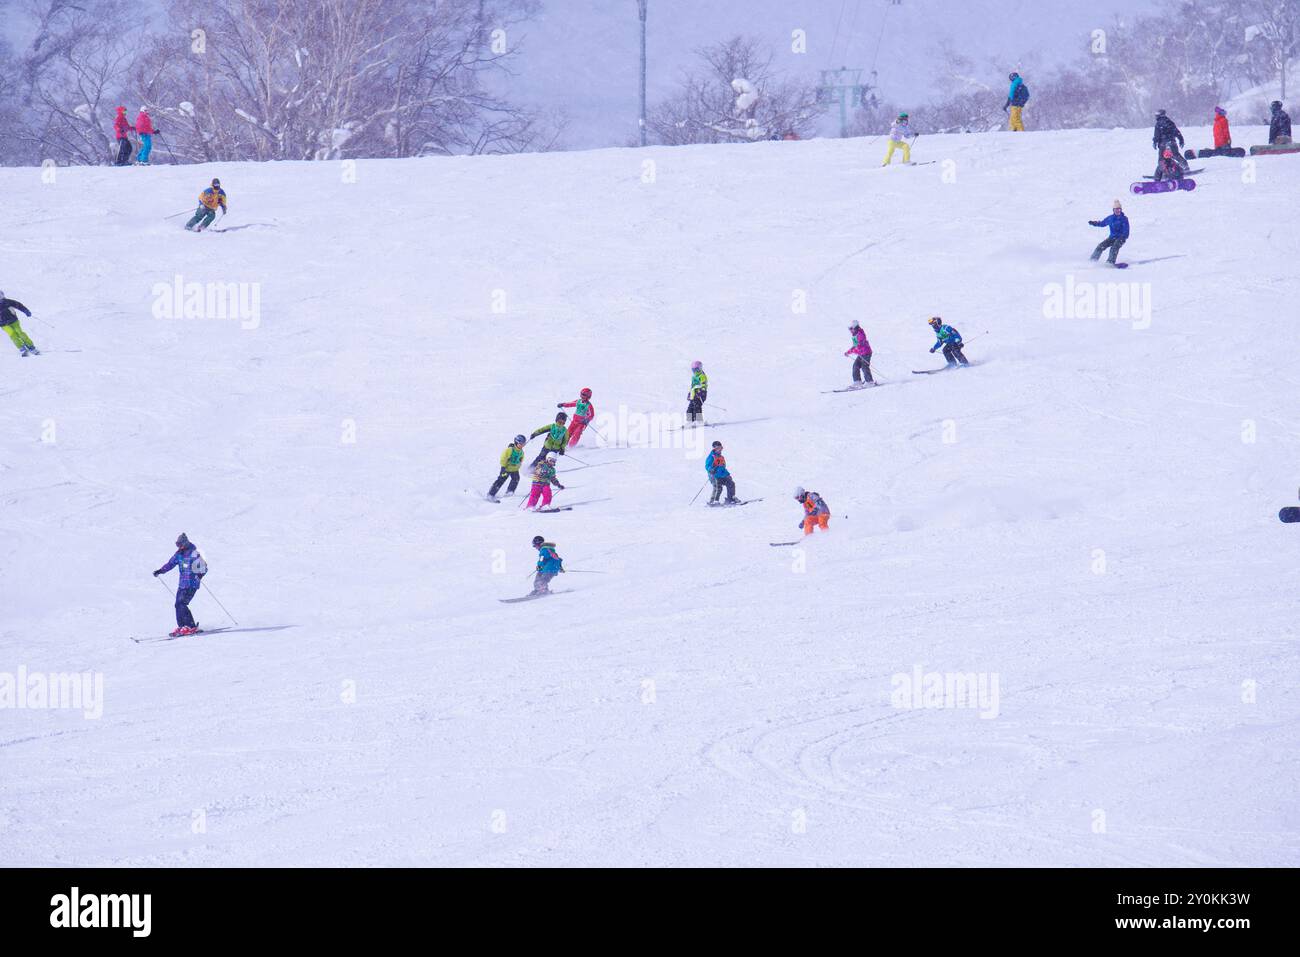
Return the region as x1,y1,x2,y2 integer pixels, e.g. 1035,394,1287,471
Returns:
555,483,566,490
930,345,939,353
557,448,564,455
153,569,163,576
1088,220,1099,226
556,403,563,408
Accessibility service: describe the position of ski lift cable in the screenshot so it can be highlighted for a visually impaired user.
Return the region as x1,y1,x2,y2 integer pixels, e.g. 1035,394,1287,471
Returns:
869,1,893,76
828,0,849,67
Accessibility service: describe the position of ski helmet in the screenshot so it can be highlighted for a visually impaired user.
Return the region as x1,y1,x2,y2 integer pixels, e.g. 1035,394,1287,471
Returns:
211,177,221,187
793,486,805,500
139,105,149,113
691,360,703,371
1008,72,1019,80
928,316,942,327
898,111,909,120
1271,100,1283,111
513,434,526,444
849,320,860,330
555,411,567,422
1156,109,1166,116
545,453,557,463
531,535,545,547
711,440,722,449
580,388,592,399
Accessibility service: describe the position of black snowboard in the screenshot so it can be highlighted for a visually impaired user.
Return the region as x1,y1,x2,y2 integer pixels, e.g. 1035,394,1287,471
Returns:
1196,147,1245,159
1280,507,1300,524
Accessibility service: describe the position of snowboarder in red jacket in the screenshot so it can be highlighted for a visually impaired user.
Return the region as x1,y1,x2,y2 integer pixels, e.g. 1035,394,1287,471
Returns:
557,388,595,446
112,106,134,166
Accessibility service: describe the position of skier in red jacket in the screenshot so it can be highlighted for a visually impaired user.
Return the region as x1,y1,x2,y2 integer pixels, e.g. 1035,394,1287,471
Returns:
112,106,133,166
557,388,595,446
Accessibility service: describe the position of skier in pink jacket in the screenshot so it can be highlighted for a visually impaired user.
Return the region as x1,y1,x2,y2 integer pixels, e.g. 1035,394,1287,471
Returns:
844,320,874,386
134,107,157,165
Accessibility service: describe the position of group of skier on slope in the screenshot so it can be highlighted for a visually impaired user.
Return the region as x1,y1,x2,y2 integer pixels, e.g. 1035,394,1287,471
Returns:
486,388,596,511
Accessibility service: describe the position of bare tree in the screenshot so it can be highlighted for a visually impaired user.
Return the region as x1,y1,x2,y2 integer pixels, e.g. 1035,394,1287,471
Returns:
16,0,148,165
1242,0,1300,100
646,36,822,145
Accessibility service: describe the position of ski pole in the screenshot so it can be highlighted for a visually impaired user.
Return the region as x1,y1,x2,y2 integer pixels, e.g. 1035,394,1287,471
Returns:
562,452,590,466
202,583,239,625
563,570,607,574
158,132,177,164
690,482,707,505
164,209,191,220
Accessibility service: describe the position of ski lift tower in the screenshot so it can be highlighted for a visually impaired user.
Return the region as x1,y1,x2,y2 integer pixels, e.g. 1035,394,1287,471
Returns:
817,67,872,138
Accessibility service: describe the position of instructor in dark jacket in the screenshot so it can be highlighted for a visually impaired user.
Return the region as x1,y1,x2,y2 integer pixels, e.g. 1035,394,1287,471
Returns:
1152,110,1187,175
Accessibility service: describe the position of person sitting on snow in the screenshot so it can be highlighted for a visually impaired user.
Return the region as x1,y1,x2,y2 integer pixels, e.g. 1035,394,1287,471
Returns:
1270,101,1292,145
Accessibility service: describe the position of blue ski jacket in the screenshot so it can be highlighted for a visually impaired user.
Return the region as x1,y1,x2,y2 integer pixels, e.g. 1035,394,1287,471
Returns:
157,544,205,589
930,324,962,352
1006,75,1029,107
535,544,563,575
705,450,731,480
1090,212,1129,239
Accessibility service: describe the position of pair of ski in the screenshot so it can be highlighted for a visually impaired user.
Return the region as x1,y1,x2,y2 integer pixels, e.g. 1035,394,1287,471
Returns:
822,383,878,394
129,627,228,643
500,589,574,604
706,498,761,508
911,363,970,375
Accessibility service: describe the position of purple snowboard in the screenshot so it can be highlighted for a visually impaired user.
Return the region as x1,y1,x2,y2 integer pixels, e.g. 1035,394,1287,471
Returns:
1130,178,1195,195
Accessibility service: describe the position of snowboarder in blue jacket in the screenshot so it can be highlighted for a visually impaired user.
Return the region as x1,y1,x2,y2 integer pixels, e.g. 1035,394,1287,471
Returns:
927,317,968,366
152,532,207,636
705,440,737,505
531,536,564,594
1088,200,1129,265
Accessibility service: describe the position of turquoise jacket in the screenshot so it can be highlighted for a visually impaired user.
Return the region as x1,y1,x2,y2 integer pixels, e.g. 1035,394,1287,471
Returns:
535,544,563,574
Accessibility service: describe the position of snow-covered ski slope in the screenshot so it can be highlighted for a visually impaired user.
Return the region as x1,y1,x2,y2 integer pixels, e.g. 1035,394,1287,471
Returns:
2,126,1297,866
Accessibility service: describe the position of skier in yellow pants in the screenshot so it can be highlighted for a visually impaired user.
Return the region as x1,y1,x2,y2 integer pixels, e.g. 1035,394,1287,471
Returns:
882,111,913,165
1005,72,1029,131
1,291,39,356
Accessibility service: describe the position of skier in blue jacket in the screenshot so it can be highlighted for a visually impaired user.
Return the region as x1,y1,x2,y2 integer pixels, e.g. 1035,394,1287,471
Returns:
927,317,969,366
705,440,737,505
531,536,564,595
152,532,207,636
1088,200,1130,265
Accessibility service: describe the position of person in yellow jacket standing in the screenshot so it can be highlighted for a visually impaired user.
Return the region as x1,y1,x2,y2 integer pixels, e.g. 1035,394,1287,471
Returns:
185,178,227,232
487,435,527,500
882,112,913,165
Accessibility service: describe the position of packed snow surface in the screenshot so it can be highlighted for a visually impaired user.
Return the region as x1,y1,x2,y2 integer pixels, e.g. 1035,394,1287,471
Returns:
1,126,1297,865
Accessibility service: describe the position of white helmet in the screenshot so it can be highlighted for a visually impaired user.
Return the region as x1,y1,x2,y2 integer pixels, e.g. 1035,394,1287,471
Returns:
849,320,860,330
139,105,149,113
793,486,805,499
545,453,557,463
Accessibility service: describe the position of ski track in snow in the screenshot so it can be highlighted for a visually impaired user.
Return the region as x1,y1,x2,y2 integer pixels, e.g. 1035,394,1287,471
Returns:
1,126,1297,866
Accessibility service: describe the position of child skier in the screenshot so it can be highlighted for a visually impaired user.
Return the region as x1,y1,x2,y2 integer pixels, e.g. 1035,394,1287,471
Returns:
557,388,595,446
794,487,831,535
529,412,569,466
927,317,968,366
1088,200,1129,265
1154,147,1184,181
112,106,134,166
488,435,528,499
531,536,564,595
134,107,157,165
525,453,565,510
845,320,873,385
705,440,737,505
687,361,708,424
1004,72,1029,131
152,532,208,637
1212,106,1231,149
185,178,227,231
882,112,913,165
0,291,40,356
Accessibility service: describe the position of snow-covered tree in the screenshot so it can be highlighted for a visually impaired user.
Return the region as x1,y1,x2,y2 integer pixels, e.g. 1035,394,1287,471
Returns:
645,36,822,145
